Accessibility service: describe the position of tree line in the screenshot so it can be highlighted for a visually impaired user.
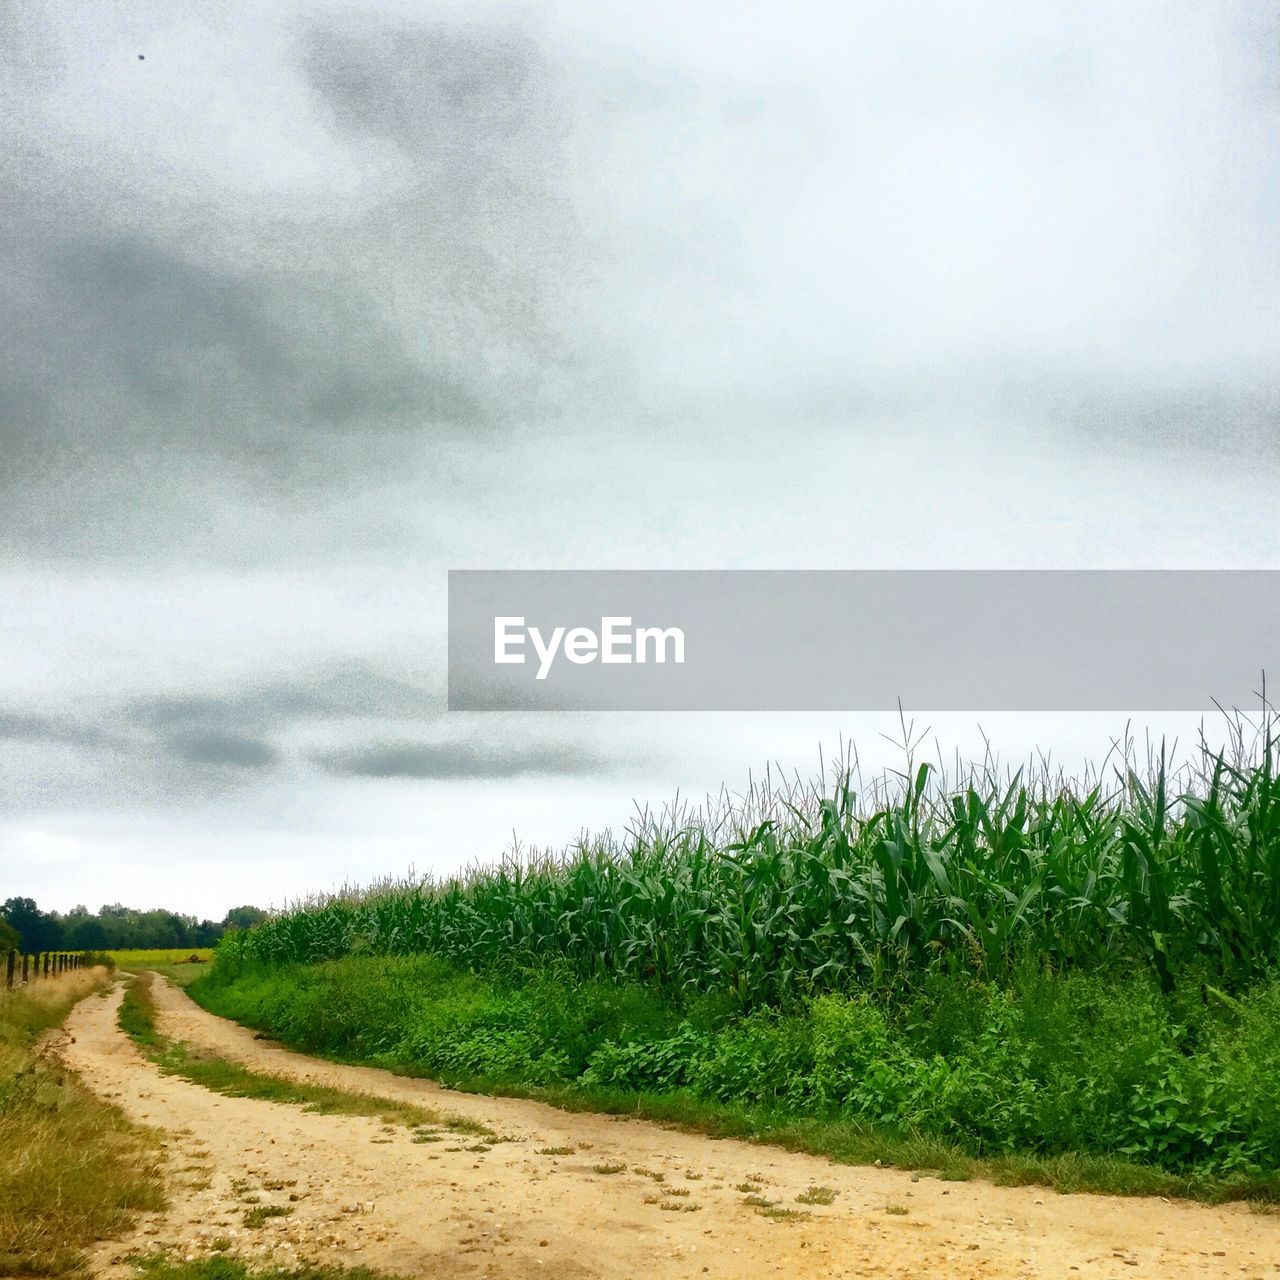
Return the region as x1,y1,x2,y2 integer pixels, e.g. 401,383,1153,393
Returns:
0,898,268,953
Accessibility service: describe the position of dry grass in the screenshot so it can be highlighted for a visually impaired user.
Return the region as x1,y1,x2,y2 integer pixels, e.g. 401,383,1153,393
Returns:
0,970,165,1275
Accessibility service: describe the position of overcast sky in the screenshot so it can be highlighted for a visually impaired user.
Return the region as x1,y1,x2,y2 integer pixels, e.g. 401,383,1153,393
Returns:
3,1,1277,917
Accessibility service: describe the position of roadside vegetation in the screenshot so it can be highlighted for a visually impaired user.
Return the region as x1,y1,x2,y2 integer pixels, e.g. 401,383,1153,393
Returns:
114,951,215,989
0,969,163,1275
198,715,1280,1202
120,973,490,1139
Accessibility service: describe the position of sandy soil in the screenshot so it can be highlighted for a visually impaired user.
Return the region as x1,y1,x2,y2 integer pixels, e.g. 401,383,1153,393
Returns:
56,977,1278,1280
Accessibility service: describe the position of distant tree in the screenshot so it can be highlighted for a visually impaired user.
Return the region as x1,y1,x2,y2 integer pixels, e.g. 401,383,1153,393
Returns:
223,905,268,931
1,898,64,951
0,918,20,951
69,919,109,950
194,919,224,947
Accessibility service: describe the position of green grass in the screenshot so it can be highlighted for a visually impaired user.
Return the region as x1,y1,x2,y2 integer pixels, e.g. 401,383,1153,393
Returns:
111,948,214,966
189,952,1280,1203
111,951,214,989
0,970,164,1275
119,973,492,1139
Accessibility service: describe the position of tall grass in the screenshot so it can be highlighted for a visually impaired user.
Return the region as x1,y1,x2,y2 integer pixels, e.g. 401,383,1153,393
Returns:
0,970,163,1274
220,709,1280,1003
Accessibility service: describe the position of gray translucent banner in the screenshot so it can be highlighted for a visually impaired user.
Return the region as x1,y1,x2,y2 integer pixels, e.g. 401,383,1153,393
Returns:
448,571,1278,711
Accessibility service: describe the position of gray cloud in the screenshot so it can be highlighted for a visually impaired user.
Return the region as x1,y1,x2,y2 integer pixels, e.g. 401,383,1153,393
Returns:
127,666,440,734
0,712,62,741
5,231,479,481
302,22,556,158
0,710,120,751
314,738,607,781
166,730,280,769
4,3,1277,568
295,17,583,395
1,9,588,563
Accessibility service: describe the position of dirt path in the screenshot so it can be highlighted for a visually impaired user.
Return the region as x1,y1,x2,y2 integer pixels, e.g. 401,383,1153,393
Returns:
57,978,1277,1280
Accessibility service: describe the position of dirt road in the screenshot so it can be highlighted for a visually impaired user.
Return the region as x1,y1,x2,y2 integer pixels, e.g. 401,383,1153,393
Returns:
58,978,1277,1280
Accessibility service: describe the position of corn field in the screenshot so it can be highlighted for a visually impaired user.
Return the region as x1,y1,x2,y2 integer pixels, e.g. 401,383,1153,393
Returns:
219,714,1280,1003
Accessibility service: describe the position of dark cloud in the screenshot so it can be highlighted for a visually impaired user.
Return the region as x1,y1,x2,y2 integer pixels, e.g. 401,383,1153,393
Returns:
0,712,61,740
165,730,279,768
5,231,479,479
298,17,581,370
0,711,118,750
0,11,588,563
53,236,472,429
128,665,441,734
303,22,550,157
986,372,1280,455
314,738,607,780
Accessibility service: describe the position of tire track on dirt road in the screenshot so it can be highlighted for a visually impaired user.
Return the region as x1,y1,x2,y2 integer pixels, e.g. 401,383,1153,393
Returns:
59,978,1278,1280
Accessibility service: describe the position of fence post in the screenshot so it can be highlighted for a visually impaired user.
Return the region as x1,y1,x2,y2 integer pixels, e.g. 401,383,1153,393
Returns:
21,953,29,984
43,952,49,978
5,950,13,989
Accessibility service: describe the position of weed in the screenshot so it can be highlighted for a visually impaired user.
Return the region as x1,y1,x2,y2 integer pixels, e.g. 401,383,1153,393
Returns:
244,1205,293,1228
796,1186,836,1205
128,1260,406,1280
